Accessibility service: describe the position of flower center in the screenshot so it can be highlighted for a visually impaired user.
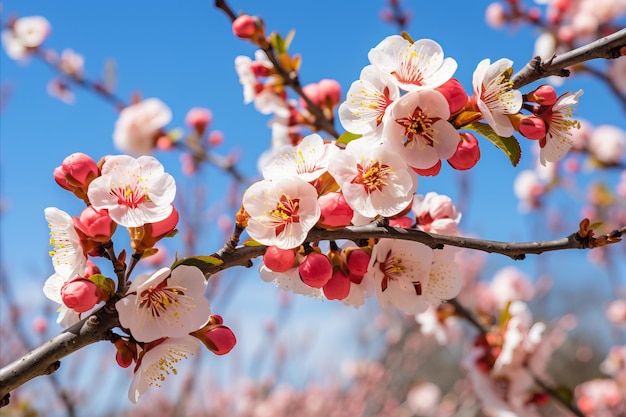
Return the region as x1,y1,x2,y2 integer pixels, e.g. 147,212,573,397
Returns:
353,160,393,194
112,184,147,208
139,280,186,319
267,194,300,235
394,106,439,149
391,50,425,86
482,67,518,113
379,249,422,295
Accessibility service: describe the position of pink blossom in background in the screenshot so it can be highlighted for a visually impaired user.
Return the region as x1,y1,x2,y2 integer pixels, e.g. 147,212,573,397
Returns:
113,98,172,156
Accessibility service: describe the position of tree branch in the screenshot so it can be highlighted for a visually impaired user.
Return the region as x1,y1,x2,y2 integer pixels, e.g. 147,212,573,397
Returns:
0,306,119,401
512,28,626,89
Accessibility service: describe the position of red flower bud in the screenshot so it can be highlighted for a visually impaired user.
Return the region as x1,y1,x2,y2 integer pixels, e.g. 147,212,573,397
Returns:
318,192,353,228
133,205,179,251
412,159,442,176
323,270,351,300
435,78,468,115
527,84,557,106
263,245,295,272
299,252,333,288
519,116,547,140
318,79,342,107
74,206,116,243
60,278,101,313
232,14,262,39
185,107,212,133
60,152,99,189
447,132,481,170
204,325,237,355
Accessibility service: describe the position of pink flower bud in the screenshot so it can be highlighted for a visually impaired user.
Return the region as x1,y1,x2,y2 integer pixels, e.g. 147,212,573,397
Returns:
84,260,101,277
208,130,224,146
323,270,351,300
32,316,48,334
205,325,237,355
318,192,353,228
435,78,468,115
299,252,333,288
74,207,117,243
318,79,342,107
61,278,100,313
263,245,295,272
114,339,137,368
60,152,99,189
412,160,442,176
346,249,370,276
135,205,179,251
185,107,213,132
232,14,261,39
389,216,413,228
528,85,557,106
519,116,547,140
485,2,507,28
301,82,321,109
53,166,74,191
447,132,481,170
156,135,174,150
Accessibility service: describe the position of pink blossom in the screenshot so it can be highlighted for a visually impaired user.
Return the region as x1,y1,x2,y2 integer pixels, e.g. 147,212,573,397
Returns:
339,65,400,136
243,176,320,249
328,138,417,218
412,192,461,234
485,2,507,28
113,98,172,156
538,89,583,165
368,35,457,92
472,58,522,137
116,266,211,342
87,155,176,228
1,16,50,60
488,266,535,310
575,378,626,417
588,124,625,166
184,107,212,132
259,264,322,299
383,89,460,169
129,336,199,403
58,49,84,78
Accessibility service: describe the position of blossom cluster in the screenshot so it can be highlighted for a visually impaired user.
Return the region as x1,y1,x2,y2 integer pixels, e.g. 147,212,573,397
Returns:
45,152,236,403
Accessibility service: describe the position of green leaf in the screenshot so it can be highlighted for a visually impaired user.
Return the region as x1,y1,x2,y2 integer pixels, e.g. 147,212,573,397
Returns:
171,255,224,273
464,122,521,167
270,32,286,54
242,238,264,247
336,131,362,148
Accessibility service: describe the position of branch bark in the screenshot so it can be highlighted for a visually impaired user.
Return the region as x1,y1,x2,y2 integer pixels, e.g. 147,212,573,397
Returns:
512,28,626,89
0,306,119,401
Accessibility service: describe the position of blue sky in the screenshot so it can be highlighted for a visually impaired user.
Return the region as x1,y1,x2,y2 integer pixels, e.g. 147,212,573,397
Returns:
1,1,625,414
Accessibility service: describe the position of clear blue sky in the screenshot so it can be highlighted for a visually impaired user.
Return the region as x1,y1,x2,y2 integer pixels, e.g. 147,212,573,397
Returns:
1,1,625,414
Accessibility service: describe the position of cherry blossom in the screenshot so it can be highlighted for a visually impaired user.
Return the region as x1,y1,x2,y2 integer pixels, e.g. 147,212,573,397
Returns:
242,176,320,249
338,65,400,135
383,89,460,169
588,124,626,166
412,192,461,234
259,264,322,299
368,35,457,92
87,155,176,228
128,336,199,403
1,16,50,60
368,239,433,314
328,138,417,218
113,98,172,156
261,133,338,182
42,207,87,327
116,265,211,342
472,58,522,137
538,89,583,165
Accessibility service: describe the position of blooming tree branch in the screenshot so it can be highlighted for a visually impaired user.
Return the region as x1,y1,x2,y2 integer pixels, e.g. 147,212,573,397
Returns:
511,28,626,89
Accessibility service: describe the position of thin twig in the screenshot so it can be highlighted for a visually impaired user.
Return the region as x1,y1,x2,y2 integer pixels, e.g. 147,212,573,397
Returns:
512,28,626,89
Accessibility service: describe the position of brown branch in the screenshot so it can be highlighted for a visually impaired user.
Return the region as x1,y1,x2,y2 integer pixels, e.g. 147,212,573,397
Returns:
512,28,626,89
0,306,120,401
